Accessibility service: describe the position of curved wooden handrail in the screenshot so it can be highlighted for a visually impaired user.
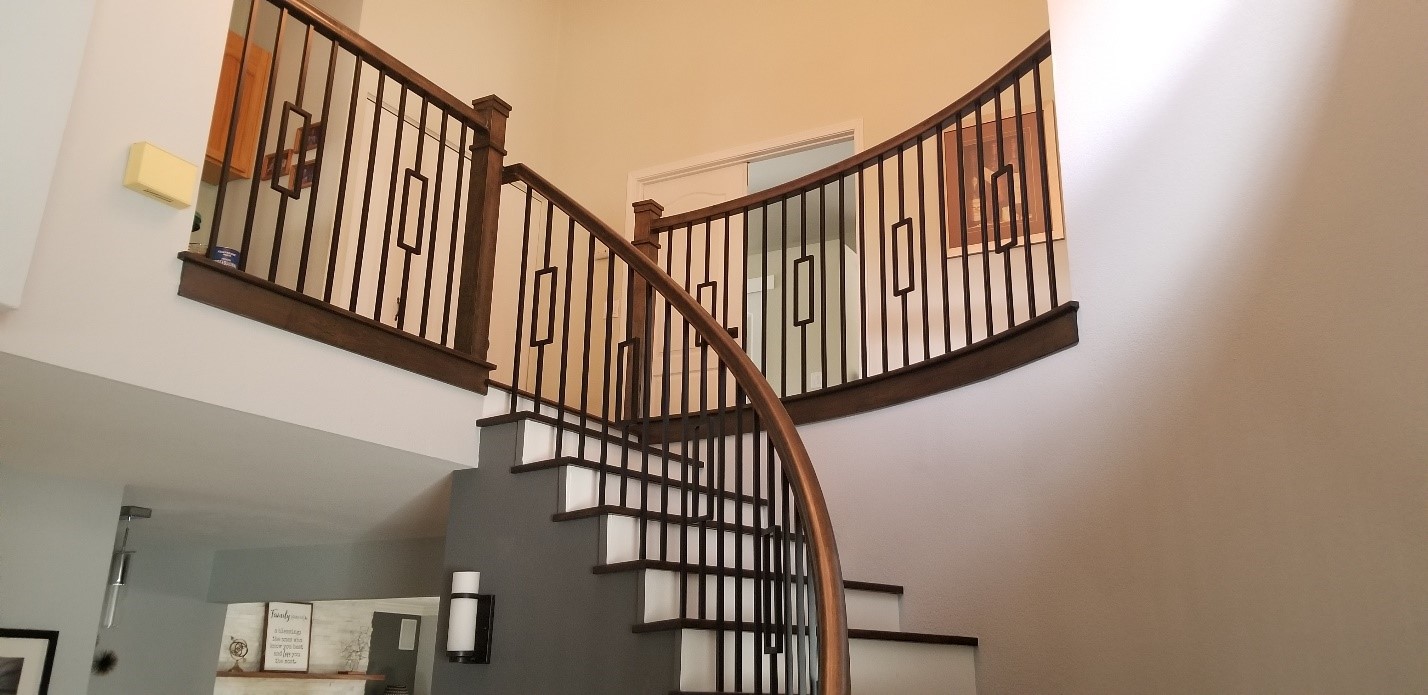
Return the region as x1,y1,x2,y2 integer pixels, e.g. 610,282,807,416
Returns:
653,31,1052,230
504,162,852,695
267,0,494,138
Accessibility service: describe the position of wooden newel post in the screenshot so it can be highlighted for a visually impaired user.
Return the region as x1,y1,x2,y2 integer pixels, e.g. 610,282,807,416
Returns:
454,94,512,389
625,199,664,421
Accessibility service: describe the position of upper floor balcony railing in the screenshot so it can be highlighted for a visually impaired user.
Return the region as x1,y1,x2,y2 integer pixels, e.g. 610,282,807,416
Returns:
637,33,1077,423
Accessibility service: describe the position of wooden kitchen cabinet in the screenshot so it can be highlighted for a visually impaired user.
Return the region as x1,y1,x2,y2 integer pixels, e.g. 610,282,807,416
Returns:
203,31,272,185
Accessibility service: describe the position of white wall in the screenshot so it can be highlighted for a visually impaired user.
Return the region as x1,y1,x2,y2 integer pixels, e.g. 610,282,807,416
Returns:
0,467,123,695
0,0,484,468
358,0,564,171
0,0,96,310
802,1,1428,693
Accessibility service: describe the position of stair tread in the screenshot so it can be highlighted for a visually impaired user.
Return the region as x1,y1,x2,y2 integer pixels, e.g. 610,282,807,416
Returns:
637,618,977,646
478,410,704,468
515,457,763,505
594,559,902,596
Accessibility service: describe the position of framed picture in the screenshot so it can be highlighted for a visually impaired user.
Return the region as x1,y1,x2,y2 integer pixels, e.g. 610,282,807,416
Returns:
293,121,324,160
0,629,58,695
941,106,1060,255
261,602,313,673
295,159,318,190
260,149,292,182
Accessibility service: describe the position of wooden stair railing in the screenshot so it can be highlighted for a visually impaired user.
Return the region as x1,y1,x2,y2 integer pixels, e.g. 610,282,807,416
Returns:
641,32,1076,423
495,163,850,694
181,0,507,392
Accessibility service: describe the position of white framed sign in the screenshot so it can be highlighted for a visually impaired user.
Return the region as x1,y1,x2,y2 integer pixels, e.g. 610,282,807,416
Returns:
262,602,313,673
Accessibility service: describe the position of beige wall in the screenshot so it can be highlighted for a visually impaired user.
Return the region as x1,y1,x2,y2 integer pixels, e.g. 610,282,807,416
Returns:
801,1,1428,694
546,0,1050,227
357,0,563,172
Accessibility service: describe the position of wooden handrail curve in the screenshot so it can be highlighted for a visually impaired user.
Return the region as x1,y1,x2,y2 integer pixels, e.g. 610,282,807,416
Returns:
503,162,852,695
652,31,1052,230
264,0,494,140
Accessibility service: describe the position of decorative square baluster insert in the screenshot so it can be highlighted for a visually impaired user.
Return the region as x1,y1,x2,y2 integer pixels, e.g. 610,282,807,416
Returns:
271,102,311,199
529,266,559,347
396,168,430,254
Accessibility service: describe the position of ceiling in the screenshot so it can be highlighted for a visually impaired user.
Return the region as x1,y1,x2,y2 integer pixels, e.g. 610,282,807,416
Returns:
0,352,463,549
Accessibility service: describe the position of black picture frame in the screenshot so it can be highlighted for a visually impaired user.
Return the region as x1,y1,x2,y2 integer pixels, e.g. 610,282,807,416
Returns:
0,629,58,695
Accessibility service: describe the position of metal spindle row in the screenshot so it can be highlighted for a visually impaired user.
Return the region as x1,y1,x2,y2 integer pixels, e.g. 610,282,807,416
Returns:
205,0,493,351
491,172,824,693
648,44,1064,404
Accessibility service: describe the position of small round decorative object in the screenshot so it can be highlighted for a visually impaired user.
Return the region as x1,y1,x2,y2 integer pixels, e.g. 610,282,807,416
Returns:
227,637,250,673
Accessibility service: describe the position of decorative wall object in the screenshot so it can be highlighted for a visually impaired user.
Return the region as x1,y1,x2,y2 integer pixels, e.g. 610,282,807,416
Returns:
261,602,313,673
0,629,58,695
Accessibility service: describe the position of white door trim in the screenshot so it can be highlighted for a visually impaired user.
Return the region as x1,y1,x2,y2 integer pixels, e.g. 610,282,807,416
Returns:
625,119,863,234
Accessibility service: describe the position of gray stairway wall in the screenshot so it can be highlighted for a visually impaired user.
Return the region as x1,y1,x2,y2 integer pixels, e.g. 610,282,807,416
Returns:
432,420,682,694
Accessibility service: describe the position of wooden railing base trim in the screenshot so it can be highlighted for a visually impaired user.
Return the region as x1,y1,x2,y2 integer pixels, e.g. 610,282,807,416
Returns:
638,302,1079,443
176,252,493,393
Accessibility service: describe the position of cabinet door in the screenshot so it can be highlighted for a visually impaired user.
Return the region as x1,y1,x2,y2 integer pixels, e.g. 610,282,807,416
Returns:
205,32,272,183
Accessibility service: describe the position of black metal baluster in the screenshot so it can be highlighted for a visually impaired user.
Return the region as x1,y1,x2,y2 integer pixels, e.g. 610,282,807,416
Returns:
916,134,932,360
1013,72,1038,318
208,0,262,253
994,87,1016,328
975,104,994,339
876,157,890,376
1033,59,1060,307
935,118,954,352
417,112,450,339
348,72,386,312
438,126,468,347
239,8,289,273
296,37,338,295
268,23,313,285
323,56,364,304
506,186,535,412
372,85,409,322
956,115,974,346
396,97,429,331
895,146,911,369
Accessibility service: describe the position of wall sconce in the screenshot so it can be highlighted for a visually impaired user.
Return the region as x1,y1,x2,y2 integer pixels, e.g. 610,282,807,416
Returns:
101,506,151,629
446,571,494,664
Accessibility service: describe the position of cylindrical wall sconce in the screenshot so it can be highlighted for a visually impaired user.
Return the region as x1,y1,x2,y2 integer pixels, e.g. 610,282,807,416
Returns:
101,506,151,629
446,571,494,664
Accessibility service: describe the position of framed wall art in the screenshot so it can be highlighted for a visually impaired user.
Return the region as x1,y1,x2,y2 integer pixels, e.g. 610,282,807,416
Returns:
0,629,58,695
261,602,313,673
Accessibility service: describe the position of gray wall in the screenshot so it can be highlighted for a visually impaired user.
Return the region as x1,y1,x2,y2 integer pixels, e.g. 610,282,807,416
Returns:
0,467,122,694
90,537,226,695
800,1,1428,694
209,537,447,603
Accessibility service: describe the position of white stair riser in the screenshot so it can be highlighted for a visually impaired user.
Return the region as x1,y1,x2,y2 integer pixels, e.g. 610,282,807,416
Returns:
677,630,977,694
639,569,901,631
559,467,763,519
520,422,698,472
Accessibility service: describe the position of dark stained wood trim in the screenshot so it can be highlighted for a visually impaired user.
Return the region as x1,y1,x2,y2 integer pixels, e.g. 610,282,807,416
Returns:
847,628,978,647
553,505,764,536
176,252,493,393
267,0,493,141
638,302,1079,443
635,619,977,647
511,458,773,507
843,579,904,596
653,32,1051,230
594,560,902,596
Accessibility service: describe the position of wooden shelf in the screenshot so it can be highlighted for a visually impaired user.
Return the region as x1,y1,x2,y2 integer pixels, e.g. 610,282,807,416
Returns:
216,671,385,681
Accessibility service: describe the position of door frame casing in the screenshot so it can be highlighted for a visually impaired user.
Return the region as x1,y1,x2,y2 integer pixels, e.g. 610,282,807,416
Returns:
624,119,863,235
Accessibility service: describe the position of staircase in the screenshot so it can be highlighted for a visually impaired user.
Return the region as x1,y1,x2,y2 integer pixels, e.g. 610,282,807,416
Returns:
442,408,977,694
